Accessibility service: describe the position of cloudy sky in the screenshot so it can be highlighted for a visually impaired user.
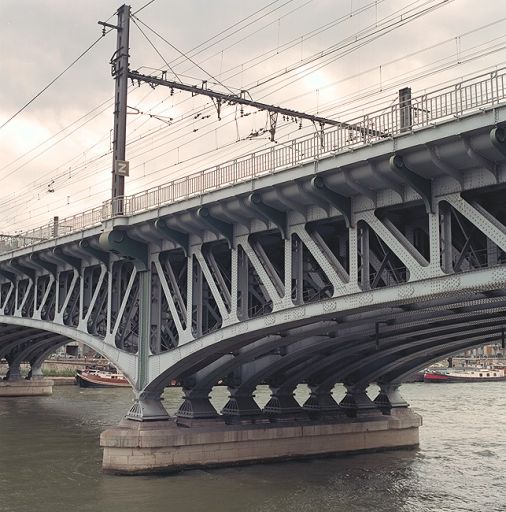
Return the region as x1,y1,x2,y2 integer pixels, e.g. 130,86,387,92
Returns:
0,0,505,233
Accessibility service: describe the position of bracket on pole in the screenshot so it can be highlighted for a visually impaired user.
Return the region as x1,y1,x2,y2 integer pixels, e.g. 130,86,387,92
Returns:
30,255,57,278
310,176,352,228
99,229,148,270
197,207,234,247
154,219,189,257
247,193,287,239
79,239,110,266
389,154,433,214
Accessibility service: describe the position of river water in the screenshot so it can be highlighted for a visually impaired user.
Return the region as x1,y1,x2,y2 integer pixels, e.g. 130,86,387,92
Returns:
0,383,504,512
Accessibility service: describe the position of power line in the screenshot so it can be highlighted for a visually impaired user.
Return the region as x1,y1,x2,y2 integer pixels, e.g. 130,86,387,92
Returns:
133,0,157,15
0,0,494,230
0,31,112,133
132,14,237,95
131,16,183,83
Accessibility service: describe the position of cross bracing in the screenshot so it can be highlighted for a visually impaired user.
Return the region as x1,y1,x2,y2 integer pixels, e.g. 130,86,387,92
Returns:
2,85,506,420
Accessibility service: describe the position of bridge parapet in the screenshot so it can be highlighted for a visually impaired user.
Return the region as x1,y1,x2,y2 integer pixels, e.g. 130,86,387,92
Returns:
3,67,506,255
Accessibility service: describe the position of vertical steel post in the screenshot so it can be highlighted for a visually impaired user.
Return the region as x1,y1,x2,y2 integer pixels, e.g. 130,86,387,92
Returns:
111,4,131,215
137,269,150,390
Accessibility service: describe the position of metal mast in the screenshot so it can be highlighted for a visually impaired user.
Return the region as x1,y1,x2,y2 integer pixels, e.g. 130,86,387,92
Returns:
100,4,131,215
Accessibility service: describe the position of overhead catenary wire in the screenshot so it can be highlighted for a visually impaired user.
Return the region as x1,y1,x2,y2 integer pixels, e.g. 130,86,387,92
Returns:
0,28,114,133
131,14,237,95
0,0,297,183
131,16,183,83
0,0,498,230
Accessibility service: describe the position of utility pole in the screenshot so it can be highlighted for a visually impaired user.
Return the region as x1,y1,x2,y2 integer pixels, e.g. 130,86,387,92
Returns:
100,4,131,215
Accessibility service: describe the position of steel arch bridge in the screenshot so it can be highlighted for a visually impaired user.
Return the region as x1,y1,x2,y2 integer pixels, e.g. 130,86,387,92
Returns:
3,70,506,423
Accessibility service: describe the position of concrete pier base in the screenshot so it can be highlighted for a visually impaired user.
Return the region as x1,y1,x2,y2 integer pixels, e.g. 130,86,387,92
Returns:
0,379,53,397
101,408,422,475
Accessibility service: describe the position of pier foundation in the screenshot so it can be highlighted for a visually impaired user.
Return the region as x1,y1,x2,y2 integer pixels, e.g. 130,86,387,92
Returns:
0,378,53,397
101,408,421,475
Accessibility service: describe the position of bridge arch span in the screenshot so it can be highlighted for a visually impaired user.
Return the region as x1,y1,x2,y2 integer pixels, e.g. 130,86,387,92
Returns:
0,316,137,385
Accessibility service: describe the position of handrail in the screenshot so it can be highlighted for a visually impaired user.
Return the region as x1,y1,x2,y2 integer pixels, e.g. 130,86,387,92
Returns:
2,66,506,254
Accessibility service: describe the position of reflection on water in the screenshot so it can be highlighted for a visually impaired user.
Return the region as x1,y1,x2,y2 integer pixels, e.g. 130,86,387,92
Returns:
0,383,505,512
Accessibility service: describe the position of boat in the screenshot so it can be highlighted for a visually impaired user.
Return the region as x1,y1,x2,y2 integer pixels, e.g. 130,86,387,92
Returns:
424,366,506,383
75,366,130,388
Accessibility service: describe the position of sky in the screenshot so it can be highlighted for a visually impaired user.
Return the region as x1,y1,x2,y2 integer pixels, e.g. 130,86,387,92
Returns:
0,0,505,233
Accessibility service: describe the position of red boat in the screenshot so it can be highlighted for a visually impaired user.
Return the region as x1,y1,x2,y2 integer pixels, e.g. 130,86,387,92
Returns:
424,367,506,383
75,367,130,388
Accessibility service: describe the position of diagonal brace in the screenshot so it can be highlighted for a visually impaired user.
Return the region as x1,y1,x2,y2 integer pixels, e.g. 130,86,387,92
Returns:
310,176,352,228
197,207,233,247
9,260,35,281
30,254,57,278
389,154,433,214
0,269,16,283
53,248,81,270
247,193,287,239
154,219,189,256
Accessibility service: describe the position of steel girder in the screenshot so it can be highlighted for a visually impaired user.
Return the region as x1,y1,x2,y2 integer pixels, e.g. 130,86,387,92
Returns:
1,117,506,418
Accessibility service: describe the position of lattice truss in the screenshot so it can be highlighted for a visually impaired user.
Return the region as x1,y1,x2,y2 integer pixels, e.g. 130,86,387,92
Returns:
2,117,506,420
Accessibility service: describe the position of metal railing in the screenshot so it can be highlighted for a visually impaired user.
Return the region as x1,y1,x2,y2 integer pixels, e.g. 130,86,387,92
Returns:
3,67,506,254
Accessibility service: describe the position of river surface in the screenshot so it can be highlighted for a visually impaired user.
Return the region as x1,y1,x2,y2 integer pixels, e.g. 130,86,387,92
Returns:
0,383,504,512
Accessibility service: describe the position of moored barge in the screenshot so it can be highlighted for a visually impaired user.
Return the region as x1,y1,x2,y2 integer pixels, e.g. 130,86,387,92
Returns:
424,367,506,383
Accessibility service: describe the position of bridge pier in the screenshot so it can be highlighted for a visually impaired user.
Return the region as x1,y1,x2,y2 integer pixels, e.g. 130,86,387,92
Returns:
0,361,53,396
101,404,422,475
302,386,343,419
263,386,307,420
0,375,53,397
126,392,171,421
221,389,264,423
175,389,220,427
339,384,382,417
373,382,409,414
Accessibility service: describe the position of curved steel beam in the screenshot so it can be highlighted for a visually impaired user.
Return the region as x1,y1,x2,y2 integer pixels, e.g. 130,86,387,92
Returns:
145,290,506,393
357,334,495,386
269,313,506,393
9,335,67,370
316,321,505,389
0,316,136,385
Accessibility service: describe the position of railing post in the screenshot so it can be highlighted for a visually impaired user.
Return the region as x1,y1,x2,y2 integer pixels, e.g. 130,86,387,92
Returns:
456,83,463,117
492,70,498,105
233,159,239,183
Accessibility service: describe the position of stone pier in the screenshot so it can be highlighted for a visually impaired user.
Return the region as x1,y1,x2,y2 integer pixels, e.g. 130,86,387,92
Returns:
101,408,422,475
0,379,54,397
